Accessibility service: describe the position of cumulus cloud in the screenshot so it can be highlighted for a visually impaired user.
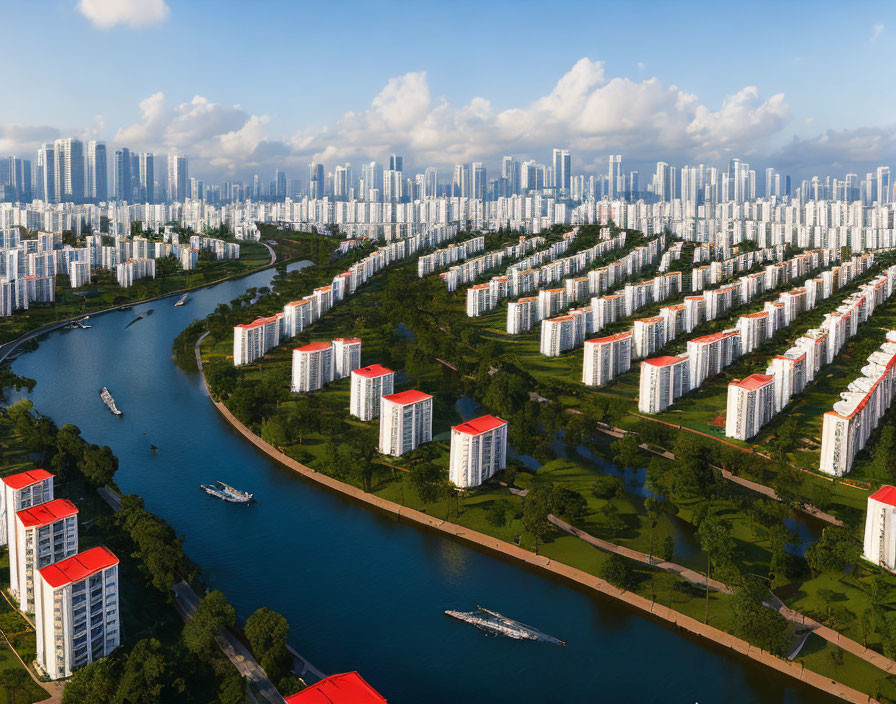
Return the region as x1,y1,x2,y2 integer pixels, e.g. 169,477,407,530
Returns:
8,57,895,180
870,23,884,42
77,0,169,29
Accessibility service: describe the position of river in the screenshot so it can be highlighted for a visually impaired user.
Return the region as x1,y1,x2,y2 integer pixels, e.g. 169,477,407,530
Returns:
7,268,836,703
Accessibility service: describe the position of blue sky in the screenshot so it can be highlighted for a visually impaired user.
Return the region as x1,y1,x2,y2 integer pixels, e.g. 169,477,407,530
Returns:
2,0,895,181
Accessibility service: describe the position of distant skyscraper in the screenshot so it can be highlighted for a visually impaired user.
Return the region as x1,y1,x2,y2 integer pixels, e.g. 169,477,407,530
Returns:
471,162,486,201
877,166,891,203
388,154,403,172
113,148,131,201
53,138,85,203
654,162,671,201
424,167,438,198
275,169,287,199
452,164,470,198
552,148,571,196
37,144,56,203
501,156,520,196
608,155,622,200
138,152,154,203
309,163,325,199
167,153,188,202
86,141,107,203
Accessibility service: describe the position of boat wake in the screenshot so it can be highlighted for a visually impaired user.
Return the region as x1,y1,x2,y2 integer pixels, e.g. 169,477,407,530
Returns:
445,606,565,645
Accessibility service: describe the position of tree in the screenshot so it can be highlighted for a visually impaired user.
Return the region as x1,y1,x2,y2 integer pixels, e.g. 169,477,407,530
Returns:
805,526,861,576
698,515,738,622
113,638,187,704
600,554,635,590
611,433,641,469
817,588,837,622
602,504,626,538
79,444,119,487
522,485,554,553
485,501,508,527
182,590,236,661
591,475,625,500
245,607,292,686
730,577,790,656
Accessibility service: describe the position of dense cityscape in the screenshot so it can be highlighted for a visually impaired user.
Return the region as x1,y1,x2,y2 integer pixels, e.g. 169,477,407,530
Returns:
2,1,896,704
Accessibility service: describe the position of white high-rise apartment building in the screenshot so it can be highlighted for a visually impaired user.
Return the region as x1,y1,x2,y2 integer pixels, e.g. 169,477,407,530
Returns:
448,415,508,488
0,469,54,547
638,355,691,413
233,315,281,366
632,316,665,359
540,315,576,356
582,332,632,386
291,342,334,392
863,485,896,570
466,284,492,317
35,546,120,680
768,348,807,413
349,364,395,421
687,330,741,389
379,390,433,457
11,498,79,613
331,338,362,379
507,296,537,334
86,141,107,203
725,374,775,440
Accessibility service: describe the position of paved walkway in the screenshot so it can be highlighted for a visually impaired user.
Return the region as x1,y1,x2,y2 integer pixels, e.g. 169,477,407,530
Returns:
550,513,896,679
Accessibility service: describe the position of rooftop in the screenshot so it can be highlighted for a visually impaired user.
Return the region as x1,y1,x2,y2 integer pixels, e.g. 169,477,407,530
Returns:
730,374,774,391
333,338,362,344
39,546,118,589
352,364,394,378
17,498,78,528
284,672,387,704
382,389,432,405
296,342,332,352
690,330,739,344
453,414,507,435
2,469,53,490
235,315,280,330
586,331,632,344
870,485,896,508
643,355,686,367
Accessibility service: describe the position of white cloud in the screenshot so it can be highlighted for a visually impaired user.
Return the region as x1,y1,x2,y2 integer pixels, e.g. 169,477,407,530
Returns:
11,57,896,180
870,22,884,42
77,0,169,29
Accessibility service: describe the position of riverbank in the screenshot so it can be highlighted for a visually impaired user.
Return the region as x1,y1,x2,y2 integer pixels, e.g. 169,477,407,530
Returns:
194,333,878,704
0,240,277,363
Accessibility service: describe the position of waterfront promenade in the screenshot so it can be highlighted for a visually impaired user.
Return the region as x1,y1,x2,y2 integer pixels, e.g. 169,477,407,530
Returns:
194,333,880,704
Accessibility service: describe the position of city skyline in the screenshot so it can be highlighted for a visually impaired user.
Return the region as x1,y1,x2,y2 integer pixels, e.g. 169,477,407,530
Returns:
1,1,896,182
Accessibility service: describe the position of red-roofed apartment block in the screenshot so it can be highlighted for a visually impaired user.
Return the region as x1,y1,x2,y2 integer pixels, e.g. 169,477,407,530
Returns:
1,468,54,549
449,415,509,488
36,546,121,680
11,498,79,612
285,672,387,704
864,485,896,571
379,390,433,456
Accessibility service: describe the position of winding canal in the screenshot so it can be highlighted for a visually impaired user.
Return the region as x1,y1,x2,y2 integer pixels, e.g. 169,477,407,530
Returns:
7,268,835,703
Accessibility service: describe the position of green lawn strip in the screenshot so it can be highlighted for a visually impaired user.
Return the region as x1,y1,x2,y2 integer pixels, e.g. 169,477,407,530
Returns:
795,634,896,702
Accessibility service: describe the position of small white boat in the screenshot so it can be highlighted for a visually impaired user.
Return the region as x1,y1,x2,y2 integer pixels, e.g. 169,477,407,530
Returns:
174,293,188,307
201,481,253,503
99,387,122,415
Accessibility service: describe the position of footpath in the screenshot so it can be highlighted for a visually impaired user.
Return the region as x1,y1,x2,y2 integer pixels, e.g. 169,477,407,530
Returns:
195,334,881,704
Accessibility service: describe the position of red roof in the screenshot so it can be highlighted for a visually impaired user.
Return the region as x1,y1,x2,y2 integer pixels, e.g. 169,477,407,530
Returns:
741,311,769,319
586,331,632,344
39,546,118,589
635,316,663,324
235,315,280,330
690,331,739,344
333,338,361,344
870,485,896,508
285,672,387,704
382,389,432,405
17,499,78,528
643,356,686,367
730,374,774,391
453,414,507,435
285,300,311,308
296,342,332,353
2,469,53,490
352,364,393,378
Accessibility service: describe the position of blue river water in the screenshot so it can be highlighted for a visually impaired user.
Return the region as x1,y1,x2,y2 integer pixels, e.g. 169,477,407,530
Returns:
8,269,836,704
